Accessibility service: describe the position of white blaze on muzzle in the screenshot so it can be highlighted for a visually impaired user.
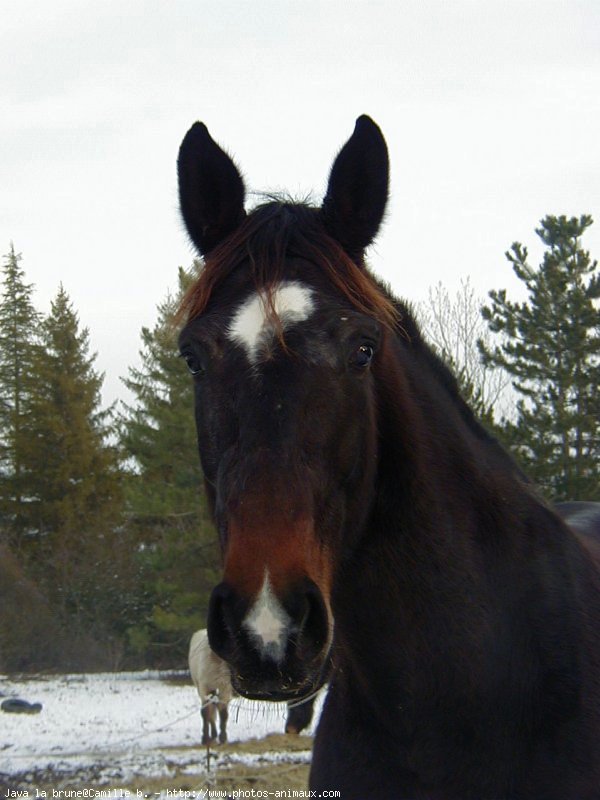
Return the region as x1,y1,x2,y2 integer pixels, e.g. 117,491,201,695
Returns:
243,571,291,663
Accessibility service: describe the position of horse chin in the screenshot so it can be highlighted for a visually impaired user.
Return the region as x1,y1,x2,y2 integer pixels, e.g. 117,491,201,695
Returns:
230,658,328,704
233,685,305,703
232,678,323,704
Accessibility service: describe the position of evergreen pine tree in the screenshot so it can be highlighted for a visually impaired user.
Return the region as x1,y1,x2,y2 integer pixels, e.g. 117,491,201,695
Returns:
119,265,218,664
479,215,600,500
18,286,127,644
121,271,203,517
0,245,41,547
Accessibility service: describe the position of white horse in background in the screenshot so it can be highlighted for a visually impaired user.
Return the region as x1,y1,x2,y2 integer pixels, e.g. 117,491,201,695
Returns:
189,629,233,744
189,629,318,745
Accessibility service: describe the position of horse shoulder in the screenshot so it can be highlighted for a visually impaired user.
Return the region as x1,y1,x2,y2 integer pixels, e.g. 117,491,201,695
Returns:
188,629,212,693
189,628,234,701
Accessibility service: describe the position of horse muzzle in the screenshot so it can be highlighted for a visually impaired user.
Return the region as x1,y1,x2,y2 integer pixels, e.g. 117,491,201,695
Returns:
206,576,331,700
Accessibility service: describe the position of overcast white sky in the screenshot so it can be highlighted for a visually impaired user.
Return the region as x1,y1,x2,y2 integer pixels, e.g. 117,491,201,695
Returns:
2,0,599,408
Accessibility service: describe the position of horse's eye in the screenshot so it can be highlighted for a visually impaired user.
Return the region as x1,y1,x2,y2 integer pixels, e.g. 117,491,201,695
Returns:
181,352,204,376
352,344,375,369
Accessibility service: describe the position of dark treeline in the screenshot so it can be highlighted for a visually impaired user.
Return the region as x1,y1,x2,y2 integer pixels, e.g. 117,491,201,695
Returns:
0,214,598,673
0,254,218,672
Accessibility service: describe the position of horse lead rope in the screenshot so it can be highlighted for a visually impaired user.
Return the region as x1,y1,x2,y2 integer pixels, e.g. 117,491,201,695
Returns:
286,686,322,709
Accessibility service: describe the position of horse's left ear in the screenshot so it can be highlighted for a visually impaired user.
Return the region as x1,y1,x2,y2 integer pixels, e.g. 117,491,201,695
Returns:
178,122,246,256
322,115,389,257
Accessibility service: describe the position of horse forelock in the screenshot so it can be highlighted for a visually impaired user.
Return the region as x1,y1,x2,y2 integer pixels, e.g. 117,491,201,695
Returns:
177,200,399,333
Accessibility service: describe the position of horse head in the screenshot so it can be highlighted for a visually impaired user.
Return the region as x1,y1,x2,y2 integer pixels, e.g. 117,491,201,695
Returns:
177,117,392,701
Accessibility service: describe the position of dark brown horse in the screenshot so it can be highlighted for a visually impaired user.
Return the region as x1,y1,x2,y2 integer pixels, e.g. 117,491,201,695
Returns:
176,116,600,799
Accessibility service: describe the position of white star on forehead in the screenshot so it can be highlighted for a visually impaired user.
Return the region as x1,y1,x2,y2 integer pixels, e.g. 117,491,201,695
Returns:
227,281,314,362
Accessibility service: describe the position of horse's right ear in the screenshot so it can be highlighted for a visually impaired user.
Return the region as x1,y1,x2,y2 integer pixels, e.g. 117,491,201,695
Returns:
178,122,246,256
322,115,389,257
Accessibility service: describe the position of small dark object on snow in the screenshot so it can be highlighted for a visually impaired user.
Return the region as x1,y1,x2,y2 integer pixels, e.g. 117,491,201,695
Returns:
1,698,42,714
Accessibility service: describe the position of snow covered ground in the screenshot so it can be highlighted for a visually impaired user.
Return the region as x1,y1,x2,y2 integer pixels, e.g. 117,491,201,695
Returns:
0,671,322,793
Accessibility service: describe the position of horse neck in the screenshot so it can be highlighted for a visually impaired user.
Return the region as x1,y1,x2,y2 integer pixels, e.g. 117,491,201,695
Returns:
372,335,525,545
332,334,589,727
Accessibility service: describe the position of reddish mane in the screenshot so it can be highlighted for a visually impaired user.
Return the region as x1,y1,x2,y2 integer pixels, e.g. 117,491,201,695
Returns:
177,201,398,329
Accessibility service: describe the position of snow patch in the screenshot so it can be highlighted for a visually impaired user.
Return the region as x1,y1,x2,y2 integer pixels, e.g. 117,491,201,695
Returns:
0,670,323,789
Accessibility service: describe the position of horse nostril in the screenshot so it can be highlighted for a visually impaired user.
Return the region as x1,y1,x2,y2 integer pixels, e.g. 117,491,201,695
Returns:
294,581,330,661
207,582,237,660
